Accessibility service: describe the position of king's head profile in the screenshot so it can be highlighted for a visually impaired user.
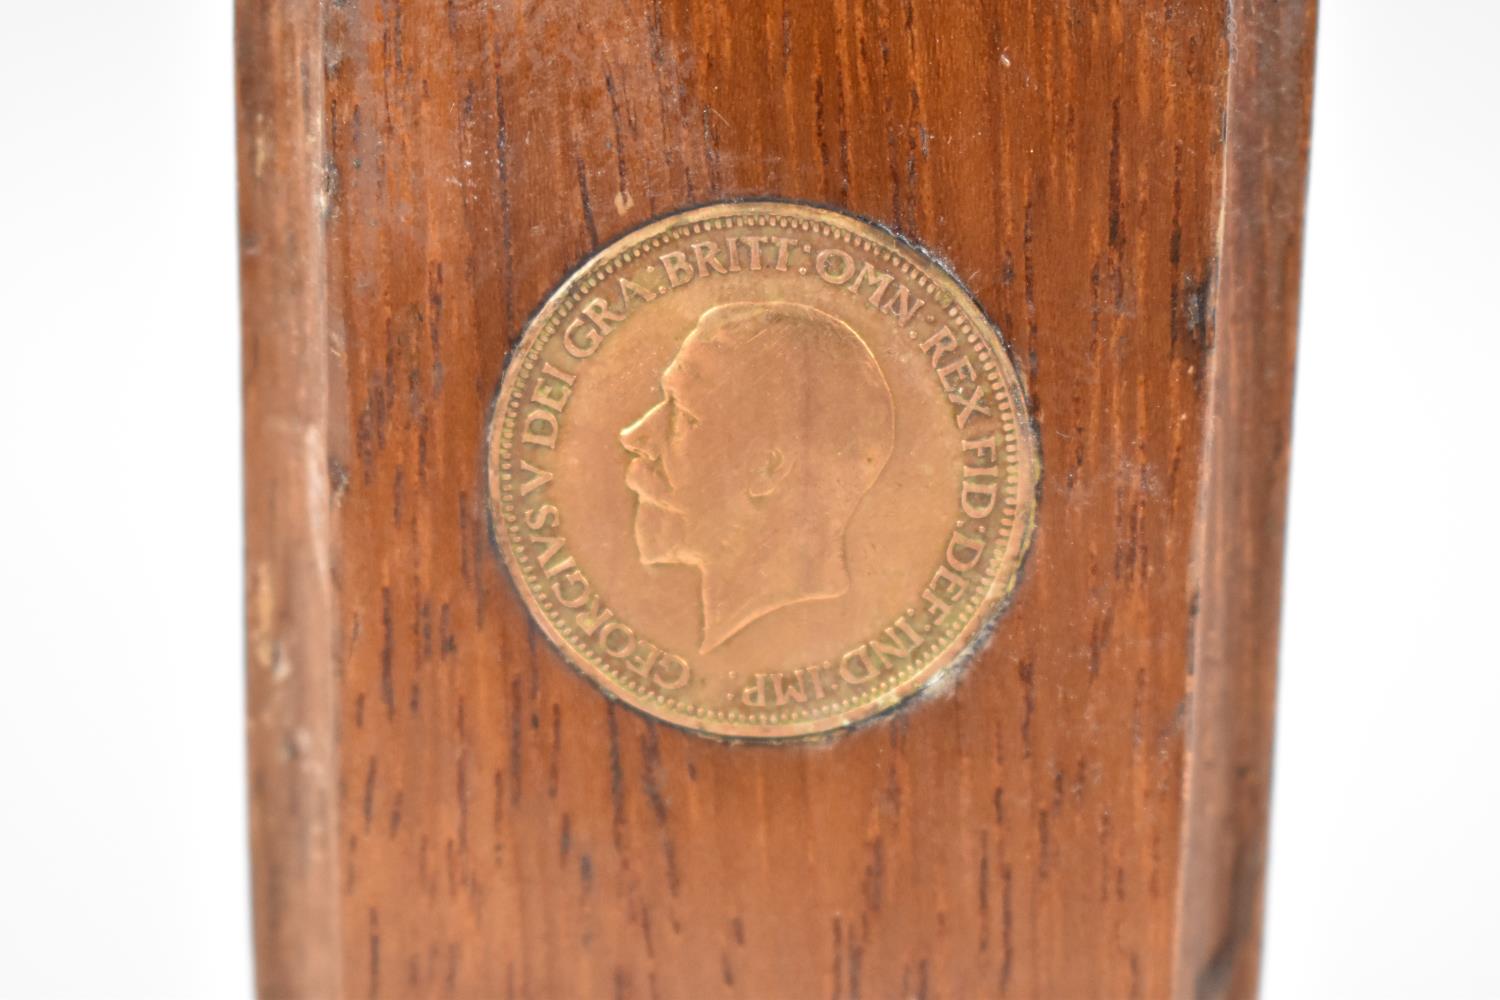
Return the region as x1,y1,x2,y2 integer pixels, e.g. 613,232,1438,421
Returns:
620,301,896,653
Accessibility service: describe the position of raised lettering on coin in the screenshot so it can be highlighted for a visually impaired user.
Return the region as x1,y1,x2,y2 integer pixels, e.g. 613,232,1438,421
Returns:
487,201,1038,739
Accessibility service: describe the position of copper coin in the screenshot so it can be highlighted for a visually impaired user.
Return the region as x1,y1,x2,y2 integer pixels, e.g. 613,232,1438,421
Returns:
487,201,1038,739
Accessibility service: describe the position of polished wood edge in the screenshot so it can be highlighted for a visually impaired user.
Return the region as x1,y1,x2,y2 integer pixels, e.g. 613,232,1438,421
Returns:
1176,3,1318,997
237,0,343,995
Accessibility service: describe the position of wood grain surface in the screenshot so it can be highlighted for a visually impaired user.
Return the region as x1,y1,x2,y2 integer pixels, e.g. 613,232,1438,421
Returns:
237,2,1315,997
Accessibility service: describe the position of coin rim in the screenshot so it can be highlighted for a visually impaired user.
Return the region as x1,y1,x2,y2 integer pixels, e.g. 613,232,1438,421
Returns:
486,198,1040,741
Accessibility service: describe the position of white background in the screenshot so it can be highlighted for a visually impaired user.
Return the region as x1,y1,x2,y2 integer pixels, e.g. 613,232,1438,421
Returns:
0,2,1495,997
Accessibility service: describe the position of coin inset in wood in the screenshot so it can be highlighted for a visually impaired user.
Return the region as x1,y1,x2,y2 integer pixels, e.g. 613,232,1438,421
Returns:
487,201,1038,739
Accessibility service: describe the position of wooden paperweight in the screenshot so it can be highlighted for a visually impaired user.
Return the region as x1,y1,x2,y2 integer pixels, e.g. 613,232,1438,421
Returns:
238,1,1315,996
